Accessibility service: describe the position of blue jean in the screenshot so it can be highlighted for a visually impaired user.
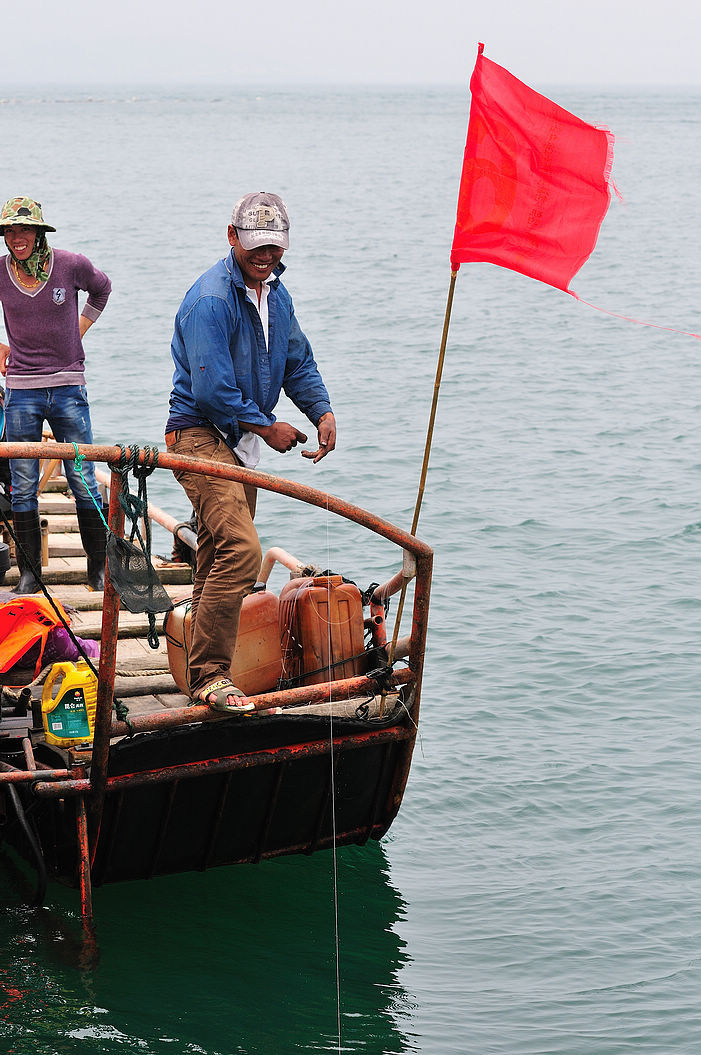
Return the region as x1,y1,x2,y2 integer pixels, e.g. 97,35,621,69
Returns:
4,385,101,512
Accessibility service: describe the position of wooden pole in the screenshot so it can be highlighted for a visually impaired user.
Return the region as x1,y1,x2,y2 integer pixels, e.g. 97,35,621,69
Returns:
387,269,459,667
87,469,125,856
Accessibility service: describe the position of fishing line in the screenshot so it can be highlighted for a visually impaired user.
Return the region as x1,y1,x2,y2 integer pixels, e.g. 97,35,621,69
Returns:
322,491,342,1054
398,695,425,759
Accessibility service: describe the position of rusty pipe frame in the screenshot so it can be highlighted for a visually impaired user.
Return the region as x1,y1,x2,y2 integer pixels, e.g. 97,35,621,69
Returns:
0,442,433,561
22,737,36,772
75,783,94,922
107,667,415,738
87,468,124,848
258,550,414,610
33,724,415,799
0,768,73,783
256,546,307,585
389,548,432,807
1,438,433,694
372,567,411,604
0,441,433,854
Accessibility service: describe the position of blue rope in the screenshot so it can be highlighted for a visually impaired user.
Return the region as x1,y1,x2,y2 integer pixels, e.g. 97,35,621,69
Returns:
72,442,108,529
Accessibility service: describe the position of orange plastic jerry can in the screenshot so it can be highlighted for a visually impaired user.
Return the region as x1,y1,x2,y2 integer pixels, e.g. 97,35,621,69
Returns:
279,575,365,686
164,588,282,697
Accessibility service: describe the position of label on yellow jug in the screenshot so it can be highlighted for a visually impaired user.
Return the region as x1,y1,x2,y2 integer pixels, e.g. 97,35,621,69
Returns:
41,661,97,747
46,688,91,740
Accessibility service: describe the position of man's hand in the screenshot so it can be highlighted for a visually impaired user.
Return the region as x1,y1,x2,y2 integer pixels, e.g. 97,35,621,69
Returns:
246,421,308,453
0,343,10,377
302,412,336,463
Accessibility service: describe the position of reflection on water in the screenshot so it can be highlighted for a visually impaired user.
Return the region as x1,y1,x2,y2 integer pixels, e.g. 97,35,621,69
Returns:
0,842,416,1054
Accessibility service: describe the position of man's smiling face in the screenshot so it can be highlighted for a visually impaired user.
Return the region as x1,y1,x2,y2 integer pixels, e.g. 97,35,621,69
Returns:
228,225,284,290
4,224,38,260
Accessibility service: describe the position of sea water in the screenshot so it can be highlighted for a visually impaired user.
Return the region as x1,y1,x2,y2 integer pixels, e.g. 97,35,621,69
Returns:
1,84,701,1054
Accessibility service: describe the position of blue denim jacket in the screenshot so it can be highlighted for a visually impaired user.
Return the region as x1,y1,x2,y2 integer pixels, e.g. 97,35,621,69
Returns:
167,251,332,447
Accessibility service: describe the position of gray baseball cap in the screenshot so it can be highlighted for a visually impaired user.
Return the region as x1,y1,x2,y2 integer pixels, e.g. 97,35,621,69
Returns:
231,192,289,251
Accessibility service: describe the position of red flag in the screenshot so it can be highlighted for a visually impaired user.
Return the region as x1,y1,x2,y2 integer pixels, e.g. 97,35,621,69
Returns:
451,44,614,292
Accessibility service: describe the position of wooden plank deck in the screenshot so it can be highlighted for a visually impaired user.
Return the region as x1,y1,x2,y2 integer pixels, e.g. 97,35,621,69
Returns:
1,472,385,729
2,475,194,719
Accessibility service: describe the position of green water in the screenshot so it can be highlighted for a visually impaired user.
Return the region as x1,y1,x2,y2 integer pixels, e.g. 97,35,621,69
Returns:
1,845,411,1053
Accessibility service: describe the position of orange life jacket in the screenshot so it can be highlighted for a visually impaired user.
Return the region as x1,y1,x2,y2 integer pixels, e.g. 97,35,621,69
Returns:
0,595,70,677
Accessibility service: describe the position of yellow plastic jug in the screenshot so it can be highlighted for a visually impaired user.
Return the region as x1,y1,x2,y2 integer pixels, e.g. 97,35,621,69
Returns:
41,660,98,747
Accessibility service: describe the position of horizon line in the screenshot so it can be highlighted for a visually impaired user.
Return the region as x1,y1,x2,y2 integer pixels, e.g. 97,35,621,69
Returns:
2,79,701,92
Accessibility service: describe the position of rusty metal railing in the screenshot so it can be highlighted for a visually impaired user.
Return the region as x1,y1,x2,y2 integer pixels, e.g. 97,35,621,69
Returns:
0,441,434,918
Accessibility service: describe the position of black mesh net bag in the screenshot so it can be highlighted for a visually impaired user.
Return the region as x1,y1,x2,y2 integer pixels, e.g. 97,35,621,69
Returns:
107,445,174,648
106,533,173,615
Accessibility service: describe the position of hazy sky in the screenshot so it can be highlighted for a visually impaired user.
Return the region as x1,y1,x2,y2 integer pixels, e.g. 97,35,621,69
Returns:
4,0,701,87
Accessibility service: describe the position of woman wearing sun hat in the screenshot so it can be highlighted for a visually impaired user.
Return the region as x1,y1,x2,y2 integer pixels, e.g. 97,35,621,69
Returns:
0,196,112,593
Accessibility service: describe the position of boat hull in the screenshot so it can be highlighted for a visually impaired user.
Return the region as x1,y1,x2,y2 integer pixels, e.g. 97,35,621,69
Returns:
0,440,432,918
18,697,416,888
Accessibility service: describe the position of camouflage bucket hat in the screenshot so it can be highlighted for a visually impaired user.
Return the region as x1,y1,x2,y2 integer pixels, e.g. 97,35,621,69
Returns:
0,197,56,234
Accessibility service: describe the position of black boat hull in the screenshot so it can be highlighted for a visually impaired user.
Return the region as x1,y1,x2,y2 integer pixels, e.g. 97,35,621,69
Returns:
11,699,416,888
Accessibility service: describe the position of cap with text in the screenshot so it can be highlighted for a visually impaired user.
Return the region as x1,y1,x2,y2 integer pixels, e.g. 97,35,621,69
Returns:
231,192,289,251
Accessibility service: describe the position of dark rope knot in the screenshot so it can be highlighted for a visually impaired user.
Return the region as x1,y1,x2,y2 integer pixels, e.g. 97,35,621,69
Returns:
365,665,395,694
113,696,134,736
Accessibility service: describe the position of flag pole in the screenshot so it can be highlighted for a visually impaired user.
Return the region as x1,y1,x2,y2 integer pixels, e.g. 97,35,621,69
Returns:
385,268,459,676
410,268,459,537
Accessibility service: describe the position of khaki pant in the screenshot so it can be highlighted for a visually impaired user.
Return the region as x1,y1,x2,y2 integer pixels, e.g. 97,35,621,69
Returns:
167,427,262,696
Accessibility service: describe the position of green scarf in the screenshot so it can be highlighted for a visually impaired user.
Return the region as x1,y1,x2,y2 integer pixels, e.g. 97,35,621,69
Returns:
6,229,52,282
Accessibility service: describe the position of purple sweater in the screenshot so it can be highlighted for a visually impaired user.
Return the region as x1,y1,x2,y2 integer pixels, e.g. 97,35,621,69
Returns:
0,248,111,389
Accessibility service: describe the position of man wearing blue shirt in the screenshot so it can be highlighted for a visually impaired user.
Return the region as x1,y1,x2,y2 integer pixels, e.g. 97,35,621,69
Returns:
165,191,336,713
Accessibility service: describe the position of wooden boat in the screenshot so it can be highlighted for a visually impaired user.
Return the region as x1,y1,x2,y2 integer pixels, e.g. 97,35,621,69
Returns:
0,441,432,923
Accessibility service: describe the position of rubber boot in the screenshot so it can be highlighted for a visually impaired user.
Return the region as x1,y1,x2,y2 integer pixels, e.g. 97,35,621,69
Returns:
76,505,107,592
12,509,42,595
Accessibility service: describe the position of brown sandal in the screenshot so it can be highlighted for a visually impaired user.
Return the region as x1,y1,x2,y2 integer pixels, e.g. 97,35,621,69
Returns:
194,679,254,714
